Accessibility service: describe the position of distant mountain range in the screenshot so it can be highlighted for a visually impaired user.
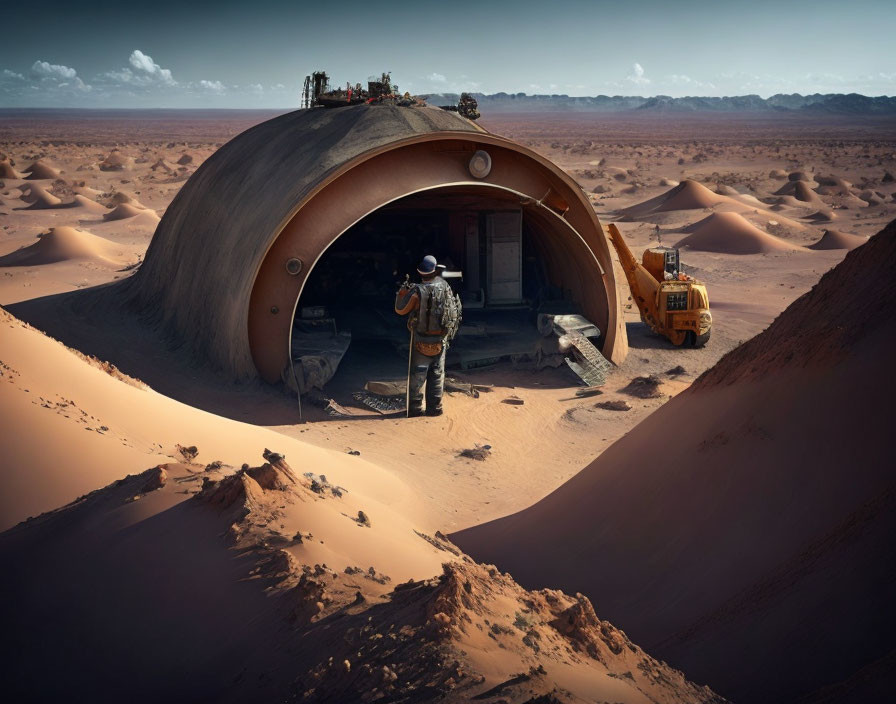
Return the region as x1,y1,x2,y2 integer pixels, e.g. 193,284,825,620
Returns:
423,92,896,114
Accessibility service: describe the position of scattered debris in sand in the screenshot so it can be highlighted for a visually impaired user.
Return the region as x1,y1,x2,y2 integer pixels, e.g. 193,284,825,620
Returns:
353,390,404,413
303,471,346,497
620,375,664,399
176,444,199,461
344,565,391,584
415,530,463,555
262,447,284,463
460,444,492,461
595,400,632,411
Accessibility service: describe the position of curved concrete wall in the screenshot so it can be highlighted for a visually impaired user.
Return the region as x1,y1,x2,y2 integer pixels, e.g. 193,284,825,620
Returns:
129,104,627,382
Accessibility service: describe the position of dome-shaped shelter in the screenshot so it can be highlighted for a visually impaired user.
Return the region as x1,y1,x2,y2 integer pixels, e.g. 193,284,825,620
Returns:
129,104,627,384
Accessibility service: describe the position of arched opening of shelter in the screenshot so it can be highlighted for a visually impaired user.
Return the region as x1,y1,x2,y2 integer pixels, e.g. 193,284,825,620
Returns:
285,184,607,400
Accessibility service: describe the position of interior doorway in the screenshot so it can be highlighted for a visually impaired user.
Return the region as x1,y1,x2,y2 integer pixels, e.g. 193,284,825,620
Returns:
287,185,600,402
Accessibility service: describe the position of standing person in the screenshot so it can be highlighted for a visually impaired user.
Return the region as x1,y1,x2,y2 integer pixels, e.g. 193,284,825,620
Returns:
394,255,461,417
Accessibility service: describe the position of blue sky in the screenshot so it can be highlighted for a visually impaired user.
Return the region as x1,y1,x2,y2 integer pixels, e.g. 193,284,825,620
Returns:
1,0,894,107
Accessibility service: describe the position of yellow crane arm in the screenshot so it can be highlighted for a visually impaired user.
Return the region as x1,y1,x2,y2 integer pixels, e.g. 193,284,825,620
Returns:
605,223,661,331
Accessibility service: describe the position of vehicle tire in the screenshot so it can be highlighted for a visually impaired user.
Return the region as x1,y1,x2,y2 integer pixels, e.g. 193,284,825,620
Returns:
684,331,696,347
694,330,711,347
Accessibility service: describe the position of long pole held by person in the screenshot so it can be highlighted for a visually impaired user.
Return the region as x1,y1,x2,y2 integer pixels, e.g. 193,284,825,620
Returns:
405,326,415,418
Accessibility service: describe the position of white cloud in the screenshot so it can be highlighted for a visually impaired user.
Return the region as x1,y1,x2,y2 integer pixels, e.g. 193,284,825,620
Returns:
128,50,176,85
28,60,91,92
3,69,25,81
199,79,226,94
427,72,447,83
98,51,177,91
31,60,77,80
627,62,650,86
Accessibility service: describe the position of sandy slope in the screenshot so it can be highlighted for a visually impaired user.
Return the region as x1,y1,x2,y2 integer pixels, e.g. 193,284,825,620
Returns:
0,308,722,703
0,309,422,533
808,228,869,250
676,211,806,254
0,226,137,267
452,221,896,703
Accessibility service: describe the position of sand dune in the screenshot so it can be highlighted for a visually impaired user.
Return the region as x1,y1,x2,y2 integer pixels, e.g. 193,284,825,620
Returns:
109,190,148,209
791,180,826,204
774,180,826,204
808,228,869,250
815,175,854,196
837,193,873,209
768,168,788,179
0,308,718,704
99,149,133,171
72,183,103,199
15,185,104,212
453,220,896,703
71,194,108,213
18,185,62,210
23,160,61,180
0,159,23,179
787,170,813,182
103,202,159,222
805,208,837,222
0,227,130,267
771,194,814,208
621,179,728,216
18,183,48,203
816,174,852,188
858,189,885,206
676,211,806,254
728,192,766,208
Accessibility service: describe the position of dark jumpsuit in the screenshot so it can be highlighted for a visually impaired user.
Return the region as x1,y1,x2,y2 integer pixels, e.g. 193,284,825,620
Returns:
394,277,448,415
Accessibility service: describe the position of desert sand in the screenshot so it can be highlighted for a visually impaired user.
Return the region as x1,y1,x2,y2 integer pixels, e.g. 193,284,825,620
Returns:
808,228,870,250
2,108,895,702
453,222,896,703
676,211,806,254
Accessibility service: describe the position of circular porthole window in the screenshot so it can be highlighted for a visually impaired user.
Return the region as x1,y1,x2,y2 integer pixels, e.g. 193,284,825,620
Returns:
468,150,492,179
285,257,303,275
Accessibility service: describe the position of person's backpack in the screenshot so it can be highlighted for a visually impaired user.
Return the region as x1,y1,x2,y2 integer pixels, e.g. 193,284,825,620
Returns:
441,285,462,342
416,279,462,342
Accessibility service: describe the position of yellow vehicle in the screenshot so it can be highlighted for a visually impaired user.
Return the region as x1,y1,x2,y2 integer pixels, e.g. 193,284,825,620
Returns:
606,223,711,347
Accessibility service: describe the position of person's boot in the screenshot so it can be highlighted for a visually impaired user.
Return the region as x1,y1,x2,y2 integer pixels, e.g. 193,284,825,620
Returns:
407,406,425,418
425,406,443,417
